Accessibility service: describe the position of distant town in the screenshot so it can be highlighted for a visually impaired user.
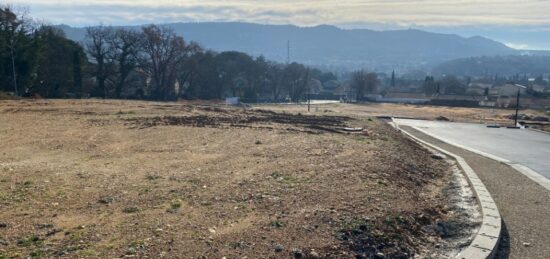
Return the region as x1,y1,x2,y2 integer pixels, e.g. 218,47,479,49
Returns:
309,72,550,110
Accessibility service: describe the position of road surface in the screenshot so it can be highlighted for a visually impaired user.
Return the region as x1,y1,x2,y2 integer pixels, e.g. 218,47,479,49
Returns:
394,119,550,180
399,126,550,258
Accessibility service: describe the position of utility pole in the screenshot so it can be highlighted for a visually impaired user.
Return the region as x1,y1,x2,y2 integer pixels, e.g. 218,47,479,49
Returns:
513,84,527,127
10,44,18,96
306,68,310,112
307,79,311,112
391,70,395,87
514,88,520,127
286,40,290,64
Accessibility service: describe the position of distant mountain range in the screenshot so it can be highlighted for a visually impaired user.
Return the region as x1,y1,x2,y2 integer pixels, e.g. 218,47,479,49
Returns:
57,22,550,72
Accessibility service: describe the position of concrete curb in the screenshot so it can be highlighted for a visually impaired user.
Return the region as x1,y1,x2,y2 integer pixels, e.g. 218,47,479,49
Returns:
390,120,502,259
407,125,550,192
527,127,550,135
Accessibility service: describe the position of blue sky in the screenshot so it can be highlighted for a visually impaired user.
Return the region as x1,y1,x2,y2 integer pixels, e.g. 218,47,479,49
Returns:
9,0,550,50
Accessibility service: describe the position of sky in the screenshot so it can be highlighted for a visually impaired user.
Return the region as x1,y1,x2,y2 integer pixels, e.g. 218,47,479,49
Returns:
8,0,550,50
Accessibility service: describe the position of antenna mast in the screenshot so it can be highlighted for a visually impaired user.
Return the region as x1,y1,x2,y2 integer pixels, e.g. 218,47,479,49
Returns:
287,40,290,64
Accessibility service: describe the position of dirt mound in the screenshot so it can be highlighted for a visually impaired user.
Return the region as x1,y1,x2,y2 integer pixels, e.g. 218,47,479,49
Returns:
125,109,353,134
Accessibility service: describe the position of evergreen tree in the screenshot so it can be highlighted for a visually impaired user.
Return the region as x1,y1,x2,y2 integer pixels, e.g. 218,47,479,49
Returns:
33,26,86,98
72,50,83,98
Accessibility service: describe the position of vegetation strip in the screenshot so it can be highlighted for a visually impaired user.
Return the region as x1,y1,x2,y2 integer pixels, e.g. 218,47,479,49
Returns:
392,120,502,259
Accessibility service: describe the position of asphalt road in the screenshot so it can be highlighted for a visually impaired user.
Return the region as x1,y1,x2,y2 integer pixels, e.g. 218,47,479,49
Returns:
401,126,550,259
394,119,550,180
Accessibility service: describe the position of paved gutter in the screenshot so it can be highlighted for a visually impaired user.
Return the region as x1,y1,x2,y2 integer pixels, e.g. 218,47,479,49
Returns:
401,126,550,259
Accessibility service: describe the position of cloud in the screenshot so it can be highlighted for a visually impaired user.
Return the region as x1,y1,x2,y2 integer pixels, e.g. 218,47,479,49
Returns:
505,43,530,50
7,0,550,27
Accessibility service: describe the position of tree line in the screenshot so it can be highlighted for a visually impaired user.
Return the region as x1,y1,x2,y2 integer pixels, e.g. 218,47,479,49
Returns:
0,7,88,99
0,6,340,102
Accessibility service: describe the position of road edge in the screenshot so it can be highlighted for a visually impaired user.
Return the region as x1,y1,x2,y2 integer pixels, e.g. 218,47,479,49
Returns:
406,125,550,192
527,127,550,135
390,120,502,259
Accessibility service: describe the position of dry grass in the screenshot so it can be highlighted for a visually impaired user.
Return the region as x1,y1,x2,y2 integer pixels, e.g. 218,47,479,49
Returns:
0,100,453,258
0,92,17,100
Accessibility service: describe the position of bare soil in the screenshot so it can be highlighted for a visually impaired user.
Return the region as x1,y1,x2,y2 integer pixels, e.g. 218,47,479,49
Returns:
258,102,550,132
0,100,459,258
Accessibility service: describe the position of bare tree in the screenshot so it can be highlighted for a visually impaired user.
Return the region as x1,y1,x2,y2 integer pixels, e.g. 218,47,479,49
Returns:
139,25,189,100
177,41,203,97
365,72,378,95
282,62,309,102
84,25,114,98
351,70,378,101
110,28,141,98
351,70,367,101
268,64,285,101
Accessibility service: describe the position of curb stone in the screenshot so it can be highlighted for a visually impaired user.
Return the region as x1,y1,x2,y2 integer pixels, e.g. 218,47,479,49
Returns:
526,127,550,135
389,119,502,259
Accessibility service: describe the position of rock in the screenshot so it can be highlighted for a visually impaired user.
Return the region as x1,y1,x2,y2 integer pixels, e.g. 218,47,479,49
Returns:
436,116,450,121
36,223,54,229
434,220,460,238
431,154,446,160
126,247,137,255
98,196,115,204
523,242,531,247
533,116,549,122
46,228,63,236
520,115,532,120
292,248,303,258
122,206,139,213
274,244,284,252
309,250,320,258
374,252,385,258
0,222,7,228
343,127,363,132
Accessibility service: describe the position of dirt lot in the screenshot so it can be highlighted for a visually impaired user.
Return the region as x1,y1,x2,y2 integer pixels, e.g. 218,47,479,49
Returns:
259,102,550,132
0,100,460,258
